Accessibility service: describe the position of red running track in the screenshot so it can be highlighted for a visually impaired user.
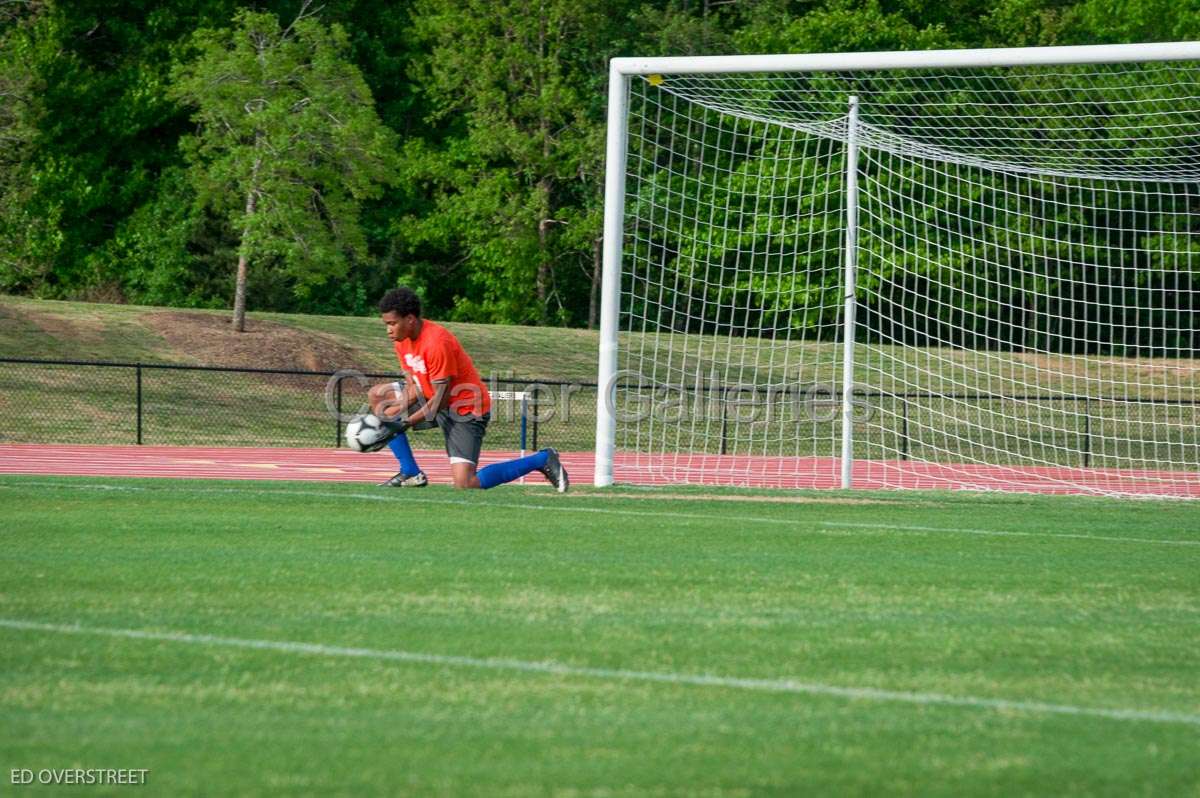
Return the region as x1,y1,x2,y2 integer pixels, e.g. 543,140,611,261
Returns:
0,444,1197,497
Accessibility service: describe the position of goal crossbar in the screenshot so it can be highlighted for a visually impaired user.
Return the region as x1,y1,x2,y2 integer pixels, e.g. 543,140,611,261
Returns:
610,42,1200,76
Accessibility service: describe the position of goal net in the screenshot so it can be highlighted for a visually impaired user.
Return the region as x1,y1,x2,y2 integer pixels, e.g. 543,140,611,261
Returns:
594,44,1200,498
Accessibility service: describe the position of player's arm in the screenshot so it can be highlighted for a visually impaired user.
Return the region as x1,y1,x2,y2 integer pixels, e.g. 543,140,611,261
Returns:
400,378,421,407
405,379,451,426
373,376,421,419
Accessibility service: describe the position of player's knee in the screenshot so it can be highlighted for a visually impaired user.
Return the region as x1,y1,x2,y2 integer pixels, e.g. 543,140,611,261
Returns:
451,471,480,489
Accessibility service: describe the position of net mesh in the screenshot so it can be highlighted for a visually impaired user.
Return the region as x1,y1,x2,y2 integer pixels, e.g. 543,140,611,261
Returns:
612,60,1200,497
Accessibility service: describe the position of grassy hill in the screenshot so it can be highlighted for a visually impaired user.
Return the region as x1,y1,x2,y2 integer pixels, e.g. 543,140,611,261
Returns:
0,295,601,381
4,294,1196,396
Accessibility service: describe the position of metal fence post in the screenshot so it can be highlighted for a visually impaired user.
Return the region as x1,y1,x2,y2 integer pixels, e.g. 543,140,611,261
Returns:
901,397,909,461
334,376,343,448
135,363,143,445
520,395,528,452
719,386,729,456
1082,398,1091,468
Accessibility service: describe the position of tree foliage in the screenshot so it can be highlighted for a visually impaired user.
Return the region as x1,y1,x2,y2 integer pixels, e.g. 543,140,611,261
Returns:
171,1,398,329
0,1,53,291
397,0,623,326
0,0,1196,340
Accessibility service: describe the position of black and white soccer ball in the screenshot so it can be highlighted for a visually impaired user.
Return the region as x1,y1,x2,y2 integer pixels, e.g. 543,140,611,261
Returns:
345,413,393,453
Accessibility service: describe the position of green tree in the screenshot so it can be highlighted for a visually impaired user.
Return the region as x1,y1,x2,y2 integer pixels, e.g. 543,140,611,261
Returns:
403,0,625,326
734,0,956,56
0,0,245,300
171,1,399,331
0,0,50,291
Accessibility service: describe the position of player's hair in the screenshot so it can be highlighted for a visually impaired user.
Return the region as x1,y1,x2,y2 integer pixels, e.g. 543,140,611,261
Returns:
378,287,422,318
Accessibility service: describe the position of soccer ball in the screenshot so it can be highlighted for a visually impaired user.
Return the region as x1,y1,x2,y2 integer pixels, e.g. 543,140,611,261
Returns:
345,414,393,453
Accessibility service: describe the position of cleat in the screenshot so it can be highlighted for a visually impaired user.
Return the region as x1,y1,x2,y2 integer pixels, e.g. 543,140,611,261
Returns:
379,471,428,488
538,448,569,493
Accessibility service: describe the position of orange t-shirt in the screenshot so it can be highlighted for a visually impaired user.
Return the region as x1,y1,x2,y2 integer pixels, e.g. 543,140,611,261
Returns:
394,320,491,417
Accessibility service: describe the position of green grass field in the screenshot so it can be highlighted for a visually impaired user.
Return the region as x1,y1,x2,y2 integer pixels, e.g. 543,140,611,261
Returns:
2,475,1198,795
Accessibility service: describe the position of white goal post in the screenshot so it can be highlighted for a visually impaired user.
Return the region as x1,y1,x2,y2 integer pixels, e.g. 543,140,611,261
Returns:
594,42,1200,498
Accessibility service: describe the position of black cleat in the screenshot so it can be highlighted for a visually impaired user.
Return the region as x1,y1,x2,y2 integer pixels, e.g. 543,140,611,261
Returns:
538,448,569,493
379,471,428,488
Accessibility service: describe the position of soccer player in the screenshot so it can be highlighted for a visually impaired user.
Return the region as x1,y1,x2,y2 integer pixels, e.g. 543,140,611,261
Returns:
367,287,568,492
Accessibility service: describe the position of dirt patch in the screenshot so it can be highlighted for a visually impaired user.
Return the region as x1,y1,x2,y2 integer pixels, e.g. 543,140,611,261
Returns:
1014,351,1200,379
141,311,373,373
10,305,109,349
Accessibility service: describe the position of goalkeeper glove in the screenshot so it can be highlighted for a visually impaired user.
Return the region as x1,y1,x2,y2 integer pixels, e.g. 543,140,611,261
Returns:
380,416,412,435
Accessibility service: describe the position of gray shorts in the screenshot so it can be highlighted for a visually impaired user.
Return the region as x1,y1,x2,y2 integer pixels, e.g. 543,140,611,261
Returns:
436,411,490,465
390,388,488,464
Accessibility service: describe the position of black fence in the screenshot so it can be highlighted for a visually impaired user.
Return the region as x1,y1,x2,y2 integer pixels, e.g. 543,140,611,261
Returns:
0,357,600,453
1,357,1196,470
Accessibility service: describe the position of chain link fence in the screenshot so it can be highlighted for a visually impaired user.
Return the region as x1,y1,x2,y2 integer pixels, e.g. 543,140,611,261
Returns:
2,358,1195,470
0,358,599,452
611,382,1200,468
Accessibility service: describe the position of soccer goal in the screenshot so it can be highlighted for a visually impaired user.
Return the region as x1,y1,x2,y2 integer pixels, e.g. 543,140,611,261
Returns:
593,43,1200,498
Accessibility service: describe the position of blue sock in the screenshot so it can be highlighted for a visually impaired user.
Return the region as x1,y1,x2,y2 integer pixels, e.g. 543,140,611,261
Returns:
387,433,421,476
477,449,549,490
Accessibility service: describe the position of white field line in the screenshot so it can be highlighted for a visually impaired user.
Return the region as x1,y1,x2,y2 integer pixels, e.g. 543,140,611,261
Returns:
0,481,800,527
1,618,1197,728
2,480,1197,548
821,522,1200,547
